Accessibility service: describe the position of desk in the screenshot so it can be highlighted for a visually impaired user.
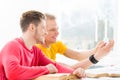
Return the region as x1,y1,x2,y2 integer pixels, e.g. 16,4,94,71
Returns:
34,65,120,80
34,77,120,80
33,74,120,80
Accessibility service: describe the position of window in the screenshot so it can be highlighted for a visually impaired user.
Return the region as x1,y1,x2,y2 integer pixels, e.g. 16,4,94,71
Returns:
56,0,118,65
58,0,117,50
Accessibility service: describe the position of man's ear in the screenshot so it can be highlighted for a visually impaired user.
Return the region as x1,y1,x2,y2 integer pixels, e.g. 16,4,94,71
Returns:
28,23,35,32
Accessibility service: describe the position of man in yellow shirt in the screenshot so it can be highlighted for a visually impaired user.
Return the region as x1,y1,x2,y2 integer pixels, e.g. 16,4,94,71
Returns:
35,13,114,69
36,41,67,60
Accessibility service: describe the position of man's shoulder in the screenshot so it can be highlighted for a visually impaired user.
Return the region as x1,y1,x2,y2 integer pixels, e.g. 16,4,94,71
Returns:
2,38,20,48
51,41,67,49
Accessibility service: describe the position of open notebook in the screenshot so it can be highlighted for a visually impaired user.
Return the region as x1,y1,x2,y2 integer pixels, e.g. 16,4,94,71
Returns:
86,65,120,78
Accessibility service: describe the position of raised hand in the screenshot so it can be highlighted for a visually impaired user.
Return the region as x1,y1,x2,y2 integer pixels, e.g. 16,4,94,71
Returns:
94,39,114,60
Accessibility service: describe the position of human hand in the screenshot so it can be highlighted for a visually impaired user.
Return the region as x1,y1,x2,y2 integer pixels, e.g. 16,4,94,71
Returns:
46,63,58,74
72,67,86,78
94,39,114,60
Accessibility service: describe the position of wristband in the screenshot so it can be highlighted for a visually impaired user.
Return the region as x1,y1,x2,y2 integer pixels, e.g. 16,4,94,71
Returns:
89,54,99,64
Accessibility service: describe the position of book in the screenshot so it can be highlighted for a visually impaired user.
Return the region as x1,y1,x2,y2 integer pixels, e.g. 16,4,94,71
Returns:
33,73,79,80
85,65,120,78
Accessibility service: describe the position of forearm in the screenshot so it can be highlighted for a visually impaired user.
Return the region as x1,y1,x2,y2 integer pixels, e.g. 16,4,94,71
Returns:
77,49,95,61
37,53,74,74
55,63,74,73
4,63,49,79
3,56,50,79
64,48,95,61
71,58,93,69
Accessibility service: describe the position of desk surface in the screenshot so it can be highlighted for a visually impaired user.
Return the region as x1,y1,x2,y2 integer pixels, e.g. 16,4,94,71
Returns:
34,65,120,80
33,74,120,80
34,77,120,80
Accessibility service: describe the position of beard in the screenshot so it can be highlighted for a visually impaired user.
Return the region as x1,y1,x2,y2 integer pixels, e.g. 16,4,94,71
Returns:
34,29,45,44
35,36,45,44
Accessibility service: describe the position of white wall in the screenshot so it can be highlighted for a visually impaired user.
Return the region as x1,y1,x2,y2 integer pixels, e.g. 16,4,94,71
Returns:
116,0,120,53
0,0,119,51
0,0,61,49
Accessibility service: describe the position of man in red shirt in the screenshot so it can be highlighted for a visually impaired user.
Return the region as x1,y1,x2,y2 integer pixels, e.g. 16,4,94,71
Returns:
0,10,86,80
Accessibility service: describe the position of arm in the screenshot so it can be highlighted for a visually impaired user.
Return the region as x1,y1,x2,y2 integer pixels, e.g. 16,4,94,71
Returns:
64,40,114,61
34,51,86,78
65,40,114,69
63,41,99,61
2,48,73,79
2,51,49,80
35,54,86,79
64,48,94,61
1,42,54,80
37,49,74,73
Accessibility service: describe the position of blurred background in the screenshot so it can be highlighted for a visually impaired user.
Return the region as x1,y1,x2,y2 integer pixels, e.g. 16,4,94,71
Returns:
0,0,120,66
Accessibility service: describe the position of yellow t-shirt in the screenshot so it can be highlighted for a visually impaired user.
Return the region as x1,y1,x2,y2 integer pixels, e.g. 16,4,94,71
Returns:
35,41,67,60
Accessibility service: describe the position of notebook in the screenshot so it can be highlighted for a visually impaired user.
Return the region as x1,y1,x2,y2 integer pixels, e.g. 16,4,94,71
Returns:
86,65,120,78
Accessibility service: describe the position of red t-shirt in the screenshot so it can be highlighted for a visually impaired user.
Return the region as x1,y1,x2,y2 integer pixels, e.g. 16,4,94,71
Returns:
0,38,73,80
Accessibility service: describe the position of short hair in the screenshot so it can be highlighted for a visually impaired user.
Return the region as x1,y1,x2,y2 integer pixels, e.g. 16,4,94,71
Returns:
45,13,56,20
20,10,45,32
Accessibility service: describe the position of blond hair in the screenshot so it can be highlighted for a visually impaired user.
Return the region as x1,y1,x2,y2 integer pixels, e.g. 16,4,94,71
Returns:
45,13,56,20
